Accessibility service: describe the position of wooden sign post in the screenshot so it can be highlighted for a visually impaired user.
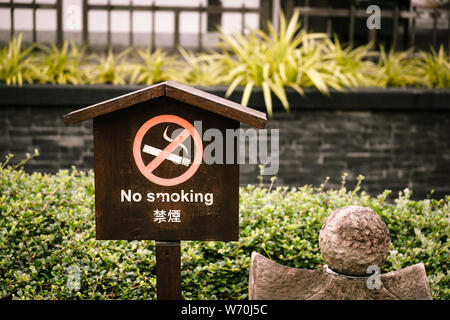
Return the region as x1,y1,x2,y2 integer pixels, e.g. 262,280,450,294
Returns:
63,81,267,299
156,241,182,300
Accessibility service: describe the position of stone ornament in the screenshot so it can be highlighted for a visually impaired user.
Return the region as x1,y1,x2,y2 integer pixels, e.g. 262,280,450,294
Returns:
319,205,391,276
249,205,432,300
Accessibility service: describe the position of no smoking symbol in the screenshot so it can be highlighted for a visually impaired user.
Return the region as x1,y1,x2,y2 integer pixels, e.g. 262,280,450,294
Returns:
133,115,203,186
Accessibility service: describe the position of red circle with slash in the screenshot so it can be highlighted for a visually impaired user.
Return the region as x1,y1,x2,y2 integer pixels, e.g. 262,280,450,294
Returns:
133,115,203,186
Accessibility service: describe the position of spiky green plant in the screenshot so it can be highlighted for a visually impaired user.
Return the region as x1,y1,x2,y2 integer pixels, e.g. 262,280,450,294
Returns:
85,47,133,85
129,47,175,85
0,33,35,85
218,10,318,114
292,35,345,93
218,9,358,116
173,47,226,86
417,45,450,88
375,46,426,87
322,36,378,88
32,41,85,85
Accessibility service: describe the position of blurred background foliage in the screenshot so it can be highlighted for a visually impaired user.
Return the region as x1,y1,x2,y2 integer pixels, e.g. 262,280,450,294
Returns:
0,11,449,116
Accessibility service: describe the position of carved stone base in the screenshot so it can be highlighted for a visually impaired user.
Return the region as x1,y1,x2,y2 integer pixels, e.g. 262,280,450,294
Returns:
249,252,432,300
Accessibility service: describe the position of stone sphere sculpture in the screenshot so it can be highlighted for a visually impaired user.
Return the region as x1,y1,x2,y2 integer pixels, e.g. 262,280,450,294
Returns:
318,205,391,276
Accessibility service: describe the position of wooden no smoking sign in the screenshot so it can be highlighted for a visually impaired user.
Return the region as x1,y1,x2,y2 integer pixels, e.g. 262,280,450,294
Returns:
63,81,267,299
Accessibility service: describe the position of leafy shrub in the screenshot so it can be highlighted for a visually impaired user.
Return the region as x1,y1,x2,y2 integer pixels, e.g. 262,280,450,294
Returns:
0,155,448,300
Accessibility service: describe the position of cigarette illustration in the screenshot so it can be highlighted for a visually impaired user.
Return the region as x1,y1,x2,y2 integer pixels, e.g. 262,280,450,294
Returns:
142,144,191,167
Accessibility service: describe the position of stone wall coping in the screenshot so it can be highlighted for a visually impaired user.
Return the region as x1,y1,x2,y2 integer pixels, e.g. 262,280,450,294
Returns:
2,84,450,112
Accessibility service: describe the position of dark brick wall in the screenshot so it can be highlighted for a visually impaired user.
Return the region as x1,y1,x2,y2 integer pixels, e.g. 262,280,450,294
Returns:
240,110,450,199
1,85,449,199
1,106,94,172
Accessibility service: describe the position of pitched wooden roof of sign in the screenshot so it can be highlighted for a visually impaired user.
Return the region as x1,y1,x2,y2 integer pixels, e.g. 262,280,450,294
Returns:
62,81,267,129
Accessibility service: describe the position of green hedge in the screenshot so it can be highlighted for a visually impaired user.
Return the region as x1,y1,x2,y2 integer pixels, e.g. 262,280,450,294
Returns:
0,154,448,299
